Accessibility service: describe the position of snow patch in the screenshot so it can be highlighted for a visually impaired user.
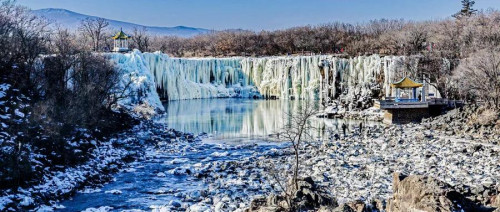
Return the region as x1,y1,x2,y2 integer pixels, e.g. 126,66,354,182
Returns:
81,206,114,212
104,189,122,195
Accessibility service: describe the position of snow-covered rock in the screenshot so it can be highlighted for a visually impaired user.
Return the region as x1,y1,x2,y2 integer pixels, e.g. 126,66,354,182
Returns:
19,196,34,207
104,189,122,195
81,206,114,212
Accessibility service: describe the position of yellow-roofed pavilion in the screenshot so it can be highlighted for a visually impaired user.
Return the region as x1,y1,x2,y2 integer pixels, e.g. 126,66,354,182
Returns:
390,77,423,89
112,29,131,52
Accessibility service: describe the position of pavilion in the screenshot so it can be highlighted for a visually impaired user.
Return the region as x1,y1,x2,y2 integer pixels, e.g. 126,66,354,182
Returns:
112,29,131,52
391,77,424,102
375,77,432,124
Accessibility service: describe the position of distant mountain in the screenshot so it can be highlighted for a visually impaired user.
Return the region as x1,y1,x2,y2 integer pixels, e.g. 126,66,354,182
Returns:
32,8,212,37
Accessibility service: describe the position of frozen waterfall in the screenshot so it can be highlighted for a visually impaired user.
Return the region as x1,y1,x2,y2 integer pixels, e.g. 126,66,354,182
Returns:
241,55,382,102
108,50,446,105
107,50,165,116
143,52,260,101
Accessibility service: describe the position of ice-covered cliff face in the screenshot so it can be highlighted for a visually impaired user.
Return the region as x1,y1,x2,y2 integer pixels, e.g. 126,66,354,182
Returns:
141,52,386,102
143,52,260,100
241,55,382,103
109,51,446,107
107,50,165,117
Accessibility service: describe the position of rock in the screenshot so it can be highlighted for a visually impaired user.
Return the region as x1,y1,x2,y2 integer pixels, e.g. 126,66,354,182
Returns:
246,177,337,211
372,199,386,211
187,204,210,212
169,200,181,208
492,195,500,207
19,196,34,207
387,173,480,212
214,201,226,212
248,196,267,211
346,200,369,212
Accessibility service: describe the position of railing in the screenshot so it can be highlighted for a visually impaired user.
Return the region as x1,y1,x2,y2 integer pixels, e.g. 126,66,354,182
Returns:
395,98,419,103
375,99,428,109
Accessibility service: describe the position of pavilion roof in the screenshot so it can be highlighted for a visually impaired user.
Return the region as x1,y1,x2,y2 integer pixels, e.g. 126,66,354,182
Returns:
112,30,130,40
391,77,423,88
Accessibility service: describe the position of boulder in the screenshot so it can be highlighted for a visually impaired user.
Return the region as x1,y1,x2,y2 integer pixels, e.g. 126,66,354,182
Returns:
246,177,338,211
387,173,481,212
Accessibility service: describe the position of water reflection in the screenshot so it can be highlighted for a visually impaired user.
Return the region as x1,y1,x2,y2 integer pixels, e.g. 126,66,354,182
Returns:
162,99,379,141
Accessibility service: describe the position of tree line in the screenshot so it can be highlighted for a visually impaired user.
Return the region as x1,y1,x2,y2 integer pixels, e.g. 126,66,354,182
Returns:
144,4,497,59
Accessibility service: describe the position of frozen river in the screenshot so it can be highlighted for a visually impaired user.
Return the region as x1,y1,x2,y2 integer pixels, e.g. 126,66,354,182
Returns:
162,99,378,142
58,99,379,211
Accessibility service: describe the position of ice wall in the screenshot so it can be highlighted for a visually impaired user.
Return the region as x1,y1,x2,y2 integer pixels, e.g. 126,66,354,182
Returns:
142,52,385,102
143,52,259,101
241,55,382,101
112,50,446,104
107,50,165,116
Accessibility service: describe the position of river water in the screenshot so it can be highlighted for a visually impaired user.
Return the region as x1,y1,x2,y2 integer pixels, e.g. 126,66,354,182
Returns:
58,99,379,211
163,99,378,142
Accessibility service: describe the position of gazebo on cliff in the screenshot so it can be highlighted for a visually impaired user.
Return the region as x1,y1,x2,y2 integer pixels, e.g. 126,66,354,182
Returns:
112,29,131,52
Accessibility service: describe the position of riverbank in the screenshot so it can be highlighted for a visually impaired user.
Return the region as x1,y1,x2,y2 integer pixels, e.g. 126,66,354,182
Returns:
245,106,500,211
0,121,199,211
183,106,500,211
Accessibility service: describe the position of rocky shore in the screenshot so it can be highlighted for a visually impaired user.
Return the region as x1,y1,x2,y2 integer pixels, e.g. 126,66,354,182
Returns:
182,106,500,212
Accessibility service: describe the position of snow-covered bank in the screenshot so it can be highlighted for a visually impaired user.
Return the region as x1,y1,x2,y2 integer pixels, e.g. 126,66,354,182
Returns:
0,122,198,211
51,114,500,211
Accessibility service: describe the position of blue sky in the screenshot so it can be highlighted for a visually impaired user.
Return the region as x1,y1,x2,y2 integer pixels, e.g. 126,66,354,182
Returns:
18,0,500,31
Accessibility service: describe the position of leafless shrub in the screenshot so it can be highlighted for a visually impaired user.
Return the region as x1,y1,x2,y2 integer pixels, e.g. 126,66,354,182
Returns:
279,101,319,190
469,108,499,126
454,48,500,109
131,27,150,52
261,101,320,211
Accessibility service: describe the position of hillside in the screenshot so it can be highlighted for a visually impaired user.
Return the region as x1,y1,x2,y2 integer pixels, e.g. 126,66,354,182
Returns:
32,8,211,37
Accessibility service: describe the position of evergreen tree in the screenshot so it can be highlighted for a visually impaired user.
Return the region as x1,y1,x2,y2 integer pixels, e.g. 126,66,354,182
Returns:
453,0,478,19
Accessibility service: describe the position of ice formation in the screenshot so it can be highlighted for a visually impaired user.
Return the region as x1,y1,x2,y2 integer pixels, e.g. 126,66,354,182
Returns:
143,52,259,101
241,55,382,102
140,52,385,102
108,50,447,104
107,50,165,115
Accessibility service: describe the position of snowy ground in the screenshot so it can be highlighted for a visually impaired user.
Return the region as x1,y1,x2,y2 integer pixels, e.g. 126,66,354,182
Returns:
51,123,500,212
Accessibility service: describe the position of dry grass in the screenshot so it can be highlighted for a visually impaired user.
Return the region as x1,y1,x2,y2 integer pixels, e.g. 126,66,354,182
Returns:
469,107,499,126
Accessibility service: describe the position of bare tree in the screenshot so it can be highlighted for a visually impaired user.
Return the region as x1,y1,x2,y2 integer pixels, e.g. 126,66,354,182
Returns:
454,48,500,109
279,101,319,190
79,17,109,51
131,26,150,52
